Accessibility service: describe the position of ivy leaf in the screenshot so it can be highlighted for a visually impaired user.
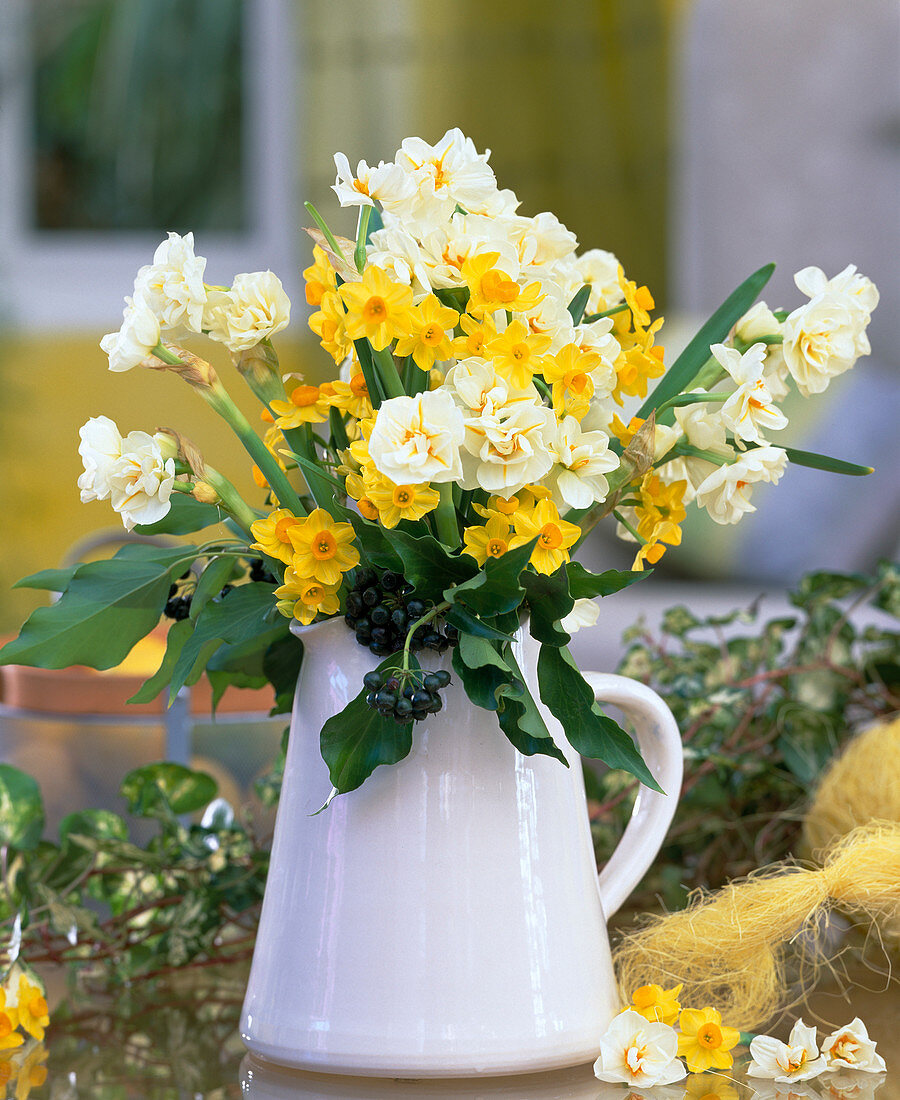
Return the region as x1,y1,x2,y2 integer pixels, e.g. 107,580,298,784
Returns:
566,562,647,600
190,556,239,622
452,635,513,712
445,538,535,616
169,583,278,702
0,766,44,850
389,529,478,603
445,603,514,642
497,699,568,765
0,544,194,671
13,566,78,592
522,566,574,646
263,632,304,714
121,763,218,819
319,651,418,794
334,505,404,572
128,619,194,704
134,496,224,535
537,644,661,790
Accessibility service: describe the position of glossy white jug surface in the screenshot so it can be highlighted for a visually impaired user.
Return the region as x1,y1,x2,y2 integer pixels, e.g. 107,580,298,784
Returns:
241,617,682,1077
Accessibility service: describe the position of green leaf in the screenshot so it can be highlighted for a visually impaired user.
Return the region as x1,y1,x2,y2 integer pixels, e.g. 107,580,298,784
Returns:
445,538,535,616
452,639,513,712
389,528,478,603
59,809,128,847
190,556,238,622
636,262,775,422
134,495,223,535
121,763,218,818
537,645,661,790
169,583,278,702
13,566,78,592
567,284,591,325
263,632,304,714
0,544,194,671
334,505,404,572
784,447,873,477
319,651,418,794
281,430,344,517
444,603,514,642
566,562,647,600
0,766,44,850
128,619,194,704
497,699,568,765
522,567,575,646
353,337,386,407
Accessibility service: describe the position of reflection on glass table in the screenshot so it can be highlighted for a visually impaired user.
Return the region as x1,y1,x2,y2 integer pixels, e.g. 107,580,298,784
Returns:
240,1054,888,1100
29,959,898,1100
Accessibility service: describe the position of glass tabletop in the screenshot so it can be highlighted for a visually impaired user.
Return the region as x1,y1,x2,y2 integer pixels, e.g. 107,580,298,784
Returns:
13,961,897,1099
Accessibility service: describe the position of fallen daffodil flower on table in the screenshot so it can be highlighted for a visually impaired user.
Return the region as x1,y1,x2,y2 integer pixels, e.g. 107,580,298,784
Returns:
677,1006,741,1074
820,1019,886,1074
748,1020,828,1082
593,1009,687,1086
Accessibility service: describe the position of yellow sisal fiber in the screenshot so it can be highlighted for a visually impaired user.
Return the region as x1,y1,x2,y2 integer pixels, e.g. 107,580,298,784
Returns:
612,821,900,1030
803,716,900,856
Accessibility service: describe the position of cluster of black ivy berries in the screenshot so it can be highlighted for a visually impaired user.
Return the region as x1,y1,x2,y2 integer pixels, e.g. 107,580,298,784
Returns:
163,571,193,620
363,669,452,724
344,569,459,658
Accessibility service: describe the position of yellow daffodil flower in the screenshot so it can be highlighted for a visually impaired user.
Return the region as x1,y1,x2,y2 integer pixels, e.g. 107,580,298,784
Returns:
364,473,440,529
286,509,360,586
450,313,497,359
0,987,22,1052
617,265,656,330
338,265,415,351
309,289,355,363
627,981,682,1026
275,569,342,626
677,1006,741,1074
250,508,304,566
303,244,337,307
631,472,687,570
271,383,330,430
394,294,459,371
324,371,372,421
462,513,512,564
483,320,552,390
542,343,605,421
15,977,48,1043
461,252,544,317
510,498,580,575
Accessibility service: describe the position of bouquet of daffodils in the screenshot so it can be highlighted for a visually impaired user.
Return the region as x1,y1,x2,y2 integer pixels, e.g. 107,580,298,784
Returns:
1,128,878,797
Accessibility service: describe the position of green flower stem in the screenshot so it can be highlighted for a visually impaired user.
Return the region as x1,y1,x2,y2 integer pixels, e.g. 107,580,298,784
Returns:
236,340,286,408
202,467,259,535
402,601,451,671
304,201,349,264
170,480,196,493
667,442,735,466
204,380,306,516
151,343,185,366
612,509,646,545
372,345,406,400
434,482,461,548
582,302,629,323
354,205,372,274
654,391,729,416
688,355,727,392
734,333,784,353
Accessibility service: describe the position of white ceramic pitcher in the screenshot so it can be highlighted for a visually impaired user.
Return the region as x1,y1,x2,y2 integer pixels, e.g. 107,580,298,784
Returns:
241,616,683,1078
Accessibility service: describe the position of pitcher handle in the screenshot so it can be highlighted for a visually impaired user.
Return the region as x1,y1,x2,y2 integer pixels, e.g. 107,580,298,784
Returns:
581,672,683,919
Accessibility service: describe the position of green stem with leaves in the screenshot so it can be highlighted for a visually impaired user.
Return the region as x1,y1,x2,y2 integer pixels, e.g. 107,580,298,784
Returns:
402,601,451,671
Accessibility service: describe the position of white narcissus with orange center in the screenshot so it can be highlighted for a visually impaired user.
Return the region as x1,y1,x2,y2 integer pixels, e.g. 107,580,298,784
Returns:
592,1009,686,1086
